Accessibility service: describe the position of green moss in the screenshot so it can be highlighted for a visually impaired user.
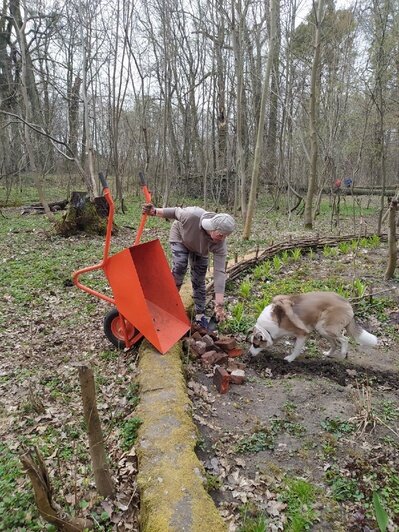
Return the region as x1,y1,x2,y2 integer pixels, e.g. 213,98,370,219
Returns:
136,341,226,531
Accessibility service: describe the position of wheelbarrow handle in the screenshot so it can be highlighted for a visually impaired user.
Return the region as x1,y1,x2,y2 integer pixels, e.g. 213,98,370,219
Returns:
97,172,115,259
135,172,152,245
138,171,152,203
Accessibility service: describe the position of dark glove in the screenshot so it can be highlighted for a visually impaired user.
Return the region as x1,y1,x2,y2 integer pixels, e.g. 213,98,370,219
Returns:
142,203,156,216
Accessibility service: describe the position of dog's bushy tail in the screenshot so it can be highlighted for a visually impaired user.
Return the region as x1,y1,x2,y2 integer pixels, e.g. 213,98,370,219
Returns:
346,319,378,346
272,295,311,333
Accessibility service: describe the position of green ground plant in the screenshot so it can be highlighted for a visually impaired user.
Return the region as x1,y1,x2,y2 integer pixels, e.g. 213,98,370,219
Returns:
236,415,306,455
252,296,271,315
237,502,268,532
282,401,297,418
290,248,302,261
322,245,335,257
120,417,143,451
307,248,316,260
272,255,282,272
355,297,395,322
325,469,364,503
338,241,351,253
378,400,399,423
270,418,306,438
99,348,120,361
326,462,399,522
222,301,253,334
359,237,370,248
253,262,272,280
126,382,140,409
321,435,338,458
279,477,317,532
352,278,367,297
318,202,378,217
236,429,275,453
321,417,356,436
239,279,252,298
281,250,290,265
205,473,222,492
367,235,381,248
373,492,389,532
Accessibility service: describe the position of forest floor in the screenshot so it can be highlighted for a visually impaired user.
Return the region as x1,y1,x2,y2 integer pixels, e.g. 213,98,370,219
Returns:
1,191,398,531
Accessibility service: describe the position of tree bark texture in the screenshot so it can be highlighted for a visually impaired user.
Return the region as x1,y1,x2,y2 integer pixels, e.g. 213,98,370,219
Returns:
265,0,281,188
384,199,397,280
304,0,325,229
243,0,277,239
78,365,114,497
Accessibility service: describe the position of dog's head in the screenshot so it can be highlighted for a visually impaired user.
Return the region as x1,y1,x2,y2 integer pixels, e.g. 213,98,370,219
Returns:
248,324,274,356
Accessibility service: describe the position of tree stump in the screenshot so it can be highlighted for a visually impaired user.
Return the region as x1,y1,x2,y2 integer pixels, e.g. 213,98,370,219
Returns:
55,191,109,236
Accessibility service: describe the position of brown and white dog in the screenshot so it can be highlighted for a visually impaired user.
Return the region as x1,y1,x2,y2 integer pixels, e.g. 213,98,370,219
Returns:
248,291,378,362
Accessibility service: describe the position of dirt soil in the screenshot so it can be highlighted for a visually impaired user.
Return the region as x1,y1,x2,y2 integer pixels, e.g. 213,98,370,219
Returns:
188,248,399,531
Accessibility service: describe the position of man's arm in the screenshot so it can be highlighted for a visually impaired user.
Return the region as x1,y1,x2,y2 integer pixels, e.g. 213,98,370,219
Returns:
213,254,228,321
142,204,177,219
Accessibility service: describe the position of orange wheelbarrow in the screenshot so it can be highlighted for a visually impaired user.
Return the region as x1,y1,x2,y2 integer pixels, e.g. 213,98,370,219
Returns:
72,173,190,354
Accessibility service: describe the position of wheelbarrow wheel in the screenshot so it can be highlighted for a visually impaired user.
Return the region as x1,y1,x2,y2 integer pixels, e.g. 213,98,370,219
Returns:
104,309,141,349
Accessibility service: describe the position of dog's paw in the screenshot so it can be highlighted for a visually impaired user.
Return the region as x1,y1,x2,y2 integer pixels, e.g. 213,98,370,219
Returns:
284,354,296,363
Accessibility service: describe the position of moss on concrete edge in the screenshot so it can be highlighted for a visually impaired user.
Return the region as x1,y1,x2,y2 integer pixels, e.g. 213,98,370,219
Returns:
136,338,226,532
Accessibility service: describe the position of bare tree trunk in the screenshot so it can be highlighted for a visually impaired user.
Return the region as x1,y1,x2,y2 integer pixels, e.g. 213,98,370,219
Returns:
12,0,54,221
68,76,82,161
0,9,16,178
78,3,99,200
243,0,277,239
280,0,298,216
107,0,131,209
232,0,247,218
78,365,114,498
215,24,227,173
384,199,397,280
304,0,325,230
265,0,281,188
373,0,390,234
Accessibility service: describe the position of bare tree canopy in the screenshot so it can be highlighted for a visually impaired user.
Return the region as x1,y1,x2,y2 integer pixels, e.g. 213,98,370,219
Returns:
1,0,399,234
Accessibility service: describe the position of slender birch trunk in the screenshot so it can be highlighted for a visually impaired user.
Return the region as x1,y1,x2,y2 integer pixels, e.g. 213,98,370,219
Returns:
243,0,277,239
304,0,325,230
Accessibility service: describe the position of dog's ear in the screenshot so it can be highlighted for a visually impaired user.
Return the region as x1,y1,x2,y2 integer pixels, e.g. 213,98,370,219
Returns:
272,295,311,333
252,326,273,346
245,327,254,342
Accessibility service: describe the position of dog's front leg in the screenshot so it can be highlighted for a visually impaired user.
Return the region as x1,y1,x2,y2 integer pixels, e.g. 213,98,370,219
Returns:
284,336,306,362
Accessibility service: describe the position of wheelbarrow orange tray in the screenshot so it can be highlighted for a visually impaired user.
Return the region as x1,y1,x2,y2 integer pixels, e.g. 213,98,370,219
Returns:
72,175,190,354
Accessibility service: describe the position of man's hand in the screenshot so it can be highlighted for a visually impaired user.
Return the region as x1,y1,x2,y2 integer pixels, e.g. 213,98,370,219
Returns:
215,303,226,322
142,203,156,216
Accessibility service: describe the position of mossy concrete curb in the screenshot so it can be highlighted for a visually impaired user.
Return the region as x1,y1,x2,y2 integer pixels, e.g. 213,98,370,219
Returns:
136,286,226,532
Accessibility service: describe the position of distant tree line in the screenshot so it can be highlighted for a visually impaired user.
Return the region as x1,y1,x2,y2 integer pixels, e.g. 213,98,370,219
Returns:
0,0,398,232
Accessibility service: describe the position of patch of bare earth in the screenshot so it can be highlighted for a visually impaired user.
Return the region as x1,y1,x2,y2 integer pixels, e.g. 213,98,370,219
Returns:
189,248,399,531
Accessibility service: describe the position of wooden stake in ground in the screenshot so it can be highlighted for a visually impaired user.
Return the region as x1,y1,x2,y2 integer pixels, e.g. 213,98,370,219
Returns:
384,199,397,280
20,446,92,531
78,364,114,497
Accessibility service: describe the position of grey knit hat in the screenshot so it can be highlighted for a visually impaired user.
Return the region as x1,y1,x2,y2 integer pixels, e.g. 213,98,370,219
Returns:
201,213,236,235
